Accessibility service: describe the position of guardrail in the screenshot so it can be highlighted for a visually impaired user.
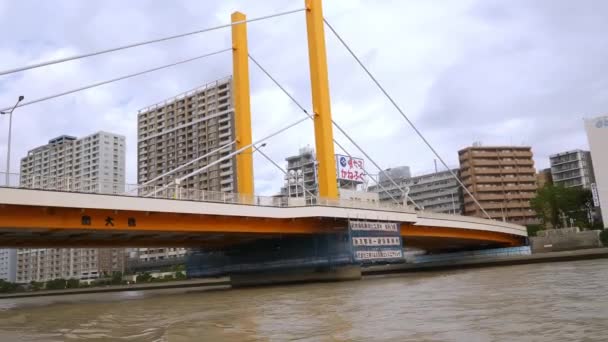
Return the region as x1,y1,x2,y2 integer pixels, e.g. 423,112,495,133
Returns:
0,172,416,214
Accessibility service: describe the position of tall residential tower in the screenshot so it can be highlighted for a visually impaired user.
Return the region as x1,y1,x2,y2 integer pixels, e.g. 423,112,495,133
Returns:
16,131,126,283
136,77,237,265
458,146,538,225
137,77,236,193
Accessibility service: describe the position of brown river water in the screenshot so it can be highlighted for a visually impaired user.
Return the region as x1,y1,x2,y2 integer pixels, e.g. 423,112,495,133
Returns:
0,259,606,341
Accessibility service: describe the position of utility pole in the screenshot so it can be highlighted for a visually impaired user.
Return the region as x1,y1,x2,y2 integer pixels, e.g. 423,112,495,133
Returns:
1,95,25,186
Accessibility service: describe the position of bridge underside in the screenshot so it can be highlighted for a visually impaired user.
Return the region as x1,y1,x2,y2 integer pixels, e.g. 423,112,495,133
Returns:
0,204,524,251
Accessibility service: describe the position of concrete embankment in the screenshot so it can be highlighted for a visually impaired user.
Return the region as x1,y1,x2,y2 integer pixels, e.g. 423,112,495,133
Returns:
363,248,608,276
0,277,230,299
3,249,607,298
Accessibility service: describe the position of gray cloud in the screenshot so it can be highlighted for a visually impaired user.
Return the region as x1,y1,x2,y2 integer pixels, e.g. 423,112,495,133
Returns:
0,0,605,195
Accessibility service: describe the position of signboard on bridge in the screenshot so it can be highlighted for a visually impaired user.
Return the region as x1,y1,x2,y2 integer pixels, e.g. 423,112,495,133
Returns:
591,183,600,207
348,220,404,264
336,154,366,183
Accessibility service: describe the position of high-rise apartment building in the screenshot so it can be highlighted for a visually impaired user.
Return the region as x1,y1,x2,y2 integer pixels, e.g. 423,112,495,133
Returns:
20,132,125,193
379,166,411,184
137,77,236,265
370,168,463,214
458,146,538,224
549,150,595,189
16,132,127,284
0,249,16,282
16,249,101,283
98,248,127,275
281,146,318,197
128,248,187,264
137,77,236,193
585,115,608,227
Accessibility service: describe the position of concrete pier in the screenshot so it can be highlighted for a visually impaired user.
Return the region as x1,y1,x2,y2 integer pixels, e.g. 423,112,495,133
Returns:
231,265,362,287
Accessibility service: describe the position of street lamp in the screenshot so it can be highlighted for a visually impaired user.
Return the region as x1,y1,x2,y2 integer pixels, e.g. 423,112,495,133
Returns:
1,95,24,185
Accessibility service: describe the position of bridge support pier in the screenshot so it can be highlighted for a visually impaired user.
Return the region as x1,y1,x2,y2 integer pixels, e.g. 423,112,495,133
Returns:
231,265,361,287
186,233,358,284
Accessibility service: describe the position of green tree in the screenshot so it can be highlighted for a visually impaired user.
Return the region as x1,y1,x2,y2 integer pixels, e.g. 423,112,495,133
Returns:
600,230,608,247
137,272,152,283
175,271,187,280
531,184,593,229
45,278,67,290
30,281,43,291
111,272,123,285
0,280,18,293
66,278,80,289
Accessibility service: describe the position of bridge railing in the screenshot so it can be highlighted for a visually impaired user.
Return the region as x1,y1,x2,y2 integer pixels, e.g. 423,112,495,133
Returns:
0,172,416,214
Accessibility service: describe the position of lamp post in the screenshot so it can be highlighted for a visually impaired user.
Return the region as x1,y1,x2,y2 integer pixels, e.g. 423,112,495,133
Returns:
1,95,24,186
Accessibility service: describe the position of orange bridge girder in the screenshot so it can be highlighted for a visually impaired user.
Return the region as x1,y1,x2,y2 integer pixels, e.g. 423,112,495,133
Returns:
0,204,524,249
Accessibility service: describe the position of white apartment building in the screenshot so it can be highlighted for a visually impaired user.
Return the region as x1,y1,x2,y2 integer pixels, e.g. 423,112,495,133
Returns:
0,249,17,282
20,132,126,193
281,146,318,198
16,249,100,283
549,149,595,189
370,168,463,214
585,115,608,227
130,248,187,262
15,131,127,283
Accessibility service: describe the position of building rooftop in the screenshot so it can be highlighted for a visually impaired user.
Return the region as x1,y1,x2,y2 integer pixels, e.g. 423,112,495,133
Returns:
48,135,76,144
549,149,589,158
137,76,232,114
458,146,532,154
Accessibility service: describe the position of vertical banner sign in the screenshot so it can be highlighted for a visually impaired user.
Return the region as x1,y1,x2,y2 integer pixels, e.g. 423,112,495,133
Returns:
336,154,366,183
349,220,404,264
591,183,600,207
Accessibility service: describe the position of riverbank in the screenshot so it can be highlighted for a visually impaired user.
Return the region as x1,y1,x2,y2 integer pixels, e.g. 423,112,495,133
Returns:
363,247,608,276
0,277,230,299
2,248,607,298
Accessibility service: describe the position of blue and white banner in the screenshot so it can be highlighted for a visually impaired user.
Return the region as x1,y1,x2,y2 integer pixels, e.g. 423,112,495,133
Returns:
349,220,404,264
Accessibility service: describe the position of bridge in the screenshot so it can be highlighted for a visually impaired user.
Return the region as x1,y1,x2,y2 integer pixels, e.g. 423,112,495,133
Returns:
0,180,525,250
0,0,528,279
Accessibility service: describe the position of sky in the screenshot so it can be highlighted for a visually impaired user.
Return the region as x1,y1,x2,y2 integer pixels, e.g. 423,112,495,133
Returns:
0,0,606,195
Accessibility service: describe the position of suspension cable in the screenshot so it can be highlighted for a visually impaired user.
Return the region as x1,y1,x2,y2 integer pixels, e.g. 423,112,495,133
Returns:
149,116,310,196
0,48,231,112
248,53,421,210
0,8,305,77
126,140,236,194
323,17,490,219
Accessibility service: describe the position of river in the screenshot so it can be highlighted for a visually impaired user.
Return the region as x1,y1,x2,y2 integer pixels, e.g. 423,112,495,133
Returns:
0,259,607,341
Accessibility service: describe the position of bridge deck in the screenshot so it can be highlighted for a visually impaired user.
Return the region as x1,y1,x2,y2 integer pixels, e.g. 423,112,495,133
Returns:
0,188,527,249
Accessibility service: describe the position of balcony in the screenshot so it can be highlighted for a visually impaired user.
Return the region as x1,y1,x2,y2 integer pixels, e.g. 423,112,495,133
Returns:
513,159,534,166
473,168,504,175
472,160,500,166
475,176,503,183
471,151,501,158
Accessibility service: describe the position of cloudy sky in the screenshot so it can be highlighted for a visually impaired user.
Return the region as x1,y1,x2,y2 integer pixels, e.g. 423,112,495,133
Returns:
0,0,606,195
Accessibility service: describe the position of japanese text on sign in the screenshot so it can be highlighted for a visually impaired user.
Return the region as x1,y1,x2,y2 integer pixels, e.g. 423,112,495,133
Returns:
355,250,403,260
348,220,404,264
336,154,366,183
349,221,399,232
352,237,401,246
